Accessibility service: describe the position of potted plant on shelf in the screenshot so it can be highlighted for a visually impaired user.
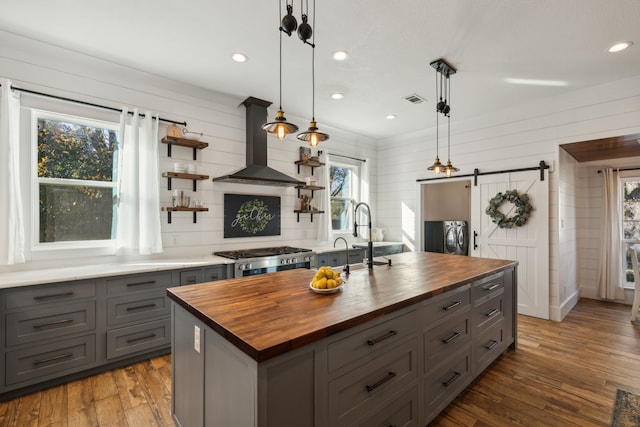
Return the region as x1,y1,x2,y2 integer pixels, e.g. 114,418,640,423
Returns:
301,194,313,211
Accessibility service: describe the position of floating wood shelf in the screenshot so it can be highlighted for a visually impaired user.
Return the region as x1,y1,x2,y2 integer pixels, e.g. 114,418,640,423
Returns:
293,209,324,223
162,172,210,191
295,159,325,175
161,206,209,224
162,136,209,160
295,184,325,198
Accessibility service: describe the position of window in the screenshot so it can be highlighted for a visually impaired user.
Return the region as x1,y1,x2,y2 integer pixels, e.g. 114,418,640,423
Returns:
622,177,640,287
34,111,119,247
329,159,361,232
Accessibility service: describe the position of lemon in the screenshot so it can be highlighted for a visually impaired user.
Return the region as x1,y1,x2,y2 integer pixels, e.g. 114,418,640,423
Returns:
335,277,343,286
315,270,326,280
325,269,334,279
327,279,336,289
316,278,328,289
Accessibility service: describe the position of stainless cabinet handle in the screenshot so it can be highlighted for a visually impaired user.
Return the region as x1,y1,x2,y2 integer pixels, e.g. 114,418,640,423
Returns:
443,371,461,387
33,352,73,366
126,303,157,312
442,301,461,311
367,330,398,346
126,333,157,344
485,339,500,350
33,291,74,300
126,280,156,287
33,318,74,329
366,371,396,392
483,283,500,291
186,278,197,284
442,331,461,344
485,308,499,318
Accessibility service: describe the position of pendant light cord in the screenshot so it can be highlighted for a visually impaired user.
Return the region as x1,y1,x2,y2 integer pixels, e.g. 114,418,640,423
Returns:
278,0,283,110
311,0,315,121
435,67,439,157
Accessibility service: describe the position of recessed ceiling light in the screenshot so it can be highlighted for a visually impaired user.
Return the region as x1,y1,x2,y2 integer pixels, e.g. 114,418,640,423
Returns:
608,41,633,53
232,53,248,63
505,78,568,87
331,92,344,100
386,114,397,120
332,50,349,61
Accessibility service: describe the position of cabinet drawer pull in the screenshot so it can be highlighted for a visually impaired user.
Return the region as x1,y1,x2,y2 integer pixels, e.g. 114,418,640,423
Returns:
126,333,157,344
485,308,499,318
485,339,500,350
365,371,397,392
126,303,157,312
33,352,73,366
126,280,156,287
442,301,461,311
33,318,74,329
442,371,461,388
442,331,461,344
185,278,197,284
367,330,398,346
483,283,500,291
33,291,74,300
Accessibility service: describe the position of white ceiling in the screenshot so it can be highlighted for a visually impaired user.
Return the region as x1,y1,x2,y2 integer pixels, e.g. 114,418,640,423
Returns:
1,0,639,139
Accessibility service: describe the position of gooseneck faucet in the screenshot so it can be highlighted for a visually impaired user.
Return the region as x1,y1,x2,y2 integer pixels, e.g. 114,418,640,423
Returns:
353,202,374,270
333,237,350,274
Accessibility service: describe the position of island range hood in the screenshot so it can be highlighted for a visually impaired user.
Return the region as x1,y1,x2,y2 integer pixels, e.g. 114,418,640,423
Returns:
212,97,303,186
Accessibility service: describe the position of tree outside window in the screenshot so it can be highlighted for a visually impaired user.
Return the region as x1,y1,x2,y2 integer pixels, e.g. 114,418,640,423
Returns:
330,163,357,231
36,114,119,244
622,179,640,285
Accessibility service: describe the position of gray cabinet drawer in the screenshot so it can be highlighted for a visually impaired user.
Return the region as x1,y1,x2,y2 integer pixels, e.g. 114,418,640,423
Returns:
423,284,470,326
472,293,504,333
357,384,419,427
347,249,365,265
6,301,96,346
471,271,504,303
6,334,96,385
424,345,471,417
204,265,227,282
328,309,419,373
106,271,172,295
6,280,96,310
424,313,470,366
328,339,419,427
106,318,171,359
179,269,203,286
473,321,505,374
106,292,170,327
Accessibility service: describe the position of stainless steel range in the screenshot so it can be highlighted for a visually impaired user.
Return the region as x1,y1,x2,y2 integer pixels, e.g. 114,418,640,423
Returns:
214,246,315,278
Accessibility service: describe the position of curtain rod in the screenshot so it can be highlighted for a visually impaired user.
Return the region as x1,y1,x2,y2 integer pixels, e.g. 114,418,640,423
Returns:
597,167,640,173
416,160,549,186
319,151,366,163
4,84,187,126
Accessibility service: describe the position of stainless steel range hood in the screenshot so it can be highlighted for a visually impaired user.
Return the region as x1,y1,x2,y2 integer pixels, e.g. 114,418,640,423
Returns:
212,97,303,186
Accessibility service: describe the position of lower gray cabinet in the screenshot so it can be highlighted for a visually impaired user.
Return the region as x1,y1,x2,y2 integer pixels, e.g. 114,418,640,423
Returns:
106,318,171,360
315,248,365,268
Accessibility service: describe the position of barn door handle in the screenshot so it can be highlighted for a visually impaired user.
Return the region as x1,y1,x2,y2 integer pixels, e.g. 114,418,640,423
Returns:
473,231,478,250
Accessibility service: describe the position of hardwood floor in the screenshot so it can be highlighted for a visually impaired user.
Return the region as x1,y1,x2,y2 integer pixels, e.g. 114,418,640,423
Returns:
0,298,638,426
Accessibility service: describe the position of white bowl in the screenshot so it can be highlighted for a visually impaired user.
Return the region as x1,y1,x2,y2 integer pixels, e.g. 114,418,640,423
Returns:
309,281,343,294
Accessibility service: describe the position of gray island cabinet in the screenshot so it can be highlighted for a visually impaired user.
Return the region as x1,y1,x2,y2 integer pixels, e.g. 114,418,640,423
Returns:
168,252,517,427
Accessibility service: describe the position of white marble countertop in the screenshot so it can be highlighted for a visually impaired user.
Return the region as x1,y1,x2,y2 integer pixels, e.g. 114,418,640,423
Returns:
0,256,233,289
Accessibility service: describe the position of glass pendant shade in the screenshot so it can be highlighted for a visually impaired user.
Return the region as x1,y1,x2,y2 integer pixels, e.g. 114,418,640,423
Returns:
427,157,443,174
443,160,459,177
297,120,329,147
262,109,298,140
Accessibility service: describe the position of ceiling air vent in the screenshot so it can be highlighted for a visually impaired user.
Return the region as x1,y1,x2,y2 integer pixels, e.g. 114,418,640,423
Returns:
403,94,426,104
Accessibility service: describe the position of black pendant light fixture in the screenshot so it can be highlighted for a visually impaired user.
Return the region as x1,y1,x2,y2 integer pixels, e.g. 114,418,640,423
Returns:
429,58,457,176
262,0,299,140
297,0,329,147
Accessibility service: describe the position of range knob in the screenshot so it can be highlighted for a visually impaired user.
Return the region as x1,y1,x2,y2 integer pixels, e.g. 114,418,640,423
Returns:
246,264,252,270
238,264,246,271
280,259,286,265
291,258,297,263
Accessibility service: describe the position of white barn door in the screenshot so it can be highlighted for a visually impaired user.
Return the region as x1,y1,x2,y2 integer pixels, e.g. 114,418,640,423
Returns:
470,169,549,319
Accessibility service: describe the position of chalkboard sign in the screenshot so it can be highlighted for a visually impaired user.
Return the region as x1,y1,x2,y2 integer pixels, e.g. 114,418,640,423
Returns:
224,194,281,238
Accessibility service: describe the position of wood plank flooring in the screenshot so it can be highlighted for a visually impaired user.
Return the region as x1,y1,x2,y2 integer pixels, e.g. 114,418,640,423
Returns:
0,298,638,426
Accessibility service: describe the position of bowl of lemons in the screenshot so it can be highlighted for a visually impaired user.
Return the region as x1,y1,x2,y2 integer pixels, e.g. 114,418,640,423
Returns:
309,266,345,294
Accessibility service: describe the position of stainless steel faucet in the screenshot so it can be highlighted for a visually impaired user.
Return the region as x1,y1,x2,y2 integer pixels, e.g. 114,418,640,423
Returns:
353,201,374,270
333,237,350,274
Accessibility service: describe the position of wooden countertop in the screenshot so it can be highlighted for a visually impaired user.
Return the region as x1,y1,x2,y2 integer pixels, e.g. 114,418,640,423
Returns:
167,251,517,362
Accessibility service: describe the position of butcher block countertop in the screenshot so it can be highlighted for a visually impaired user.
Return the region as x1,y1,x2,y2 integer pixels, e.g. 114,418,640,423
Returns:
167,251,517,362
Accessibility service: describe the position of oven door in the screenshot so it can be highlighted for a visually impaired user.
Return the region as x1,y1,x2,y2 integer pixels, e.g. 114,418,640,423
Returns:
239,261,311,277
234,255,314,278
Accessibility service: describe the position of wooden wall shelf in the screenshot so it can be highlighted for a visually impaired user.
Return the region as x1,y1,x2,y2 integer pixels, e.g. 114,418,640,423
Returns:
162,136,209,160
293,210,325,223
161,207,209,224
295,159,325,175
162,172,210,191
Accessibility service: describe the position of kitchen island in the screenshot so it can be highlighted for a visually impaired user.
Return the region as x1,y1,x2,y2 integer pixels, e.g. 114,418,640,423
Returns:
167,251,517,427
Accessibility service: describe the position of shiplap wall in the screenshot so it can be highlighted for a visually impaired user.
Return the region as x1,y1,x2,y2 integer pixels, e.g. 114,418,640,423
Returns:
558,148,580,319
377,75,640,320
0,30,376,264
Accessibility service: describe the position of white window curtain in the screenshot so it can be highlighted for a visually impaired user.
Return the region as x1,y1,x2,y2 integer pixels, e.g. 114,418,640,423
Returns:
316,150,331,242
116,109,163,255
0,79,25,265
597,168,624,300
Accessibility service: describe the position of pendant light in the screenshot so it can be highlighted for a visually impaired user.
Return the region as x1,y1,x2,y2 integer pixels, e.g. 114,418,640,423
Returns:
262,0,299,140
429,58,457,176
297,0,329,147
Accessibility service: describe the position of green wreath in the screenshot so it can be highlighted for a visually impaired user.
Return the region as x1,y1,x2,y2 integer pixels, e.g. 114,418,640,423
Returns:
485,190,533,229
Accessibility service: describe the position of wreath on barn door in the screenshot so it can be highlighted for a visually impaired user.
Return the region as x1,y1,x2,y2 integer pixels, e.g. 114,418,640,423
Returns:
485,189,533,229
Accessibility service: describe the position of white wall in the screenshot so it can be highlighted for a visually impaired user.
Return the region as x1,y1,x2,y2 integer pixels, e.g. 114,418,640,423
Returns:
558,148,580,319
377,75,640,320
0,30,376,266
